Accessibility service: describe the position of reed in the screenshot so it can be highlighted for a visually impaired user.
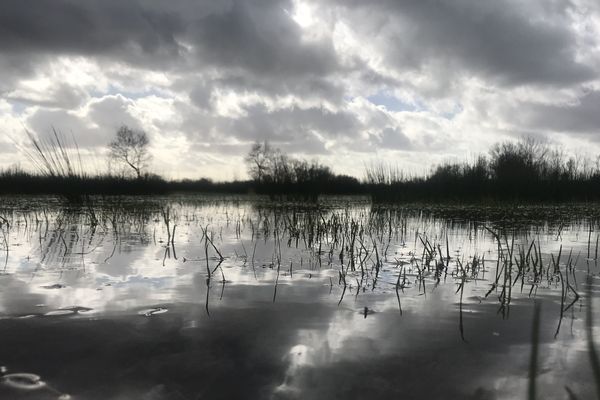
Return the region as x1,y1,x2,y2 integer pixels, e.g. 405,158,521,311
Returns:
528,302,541,400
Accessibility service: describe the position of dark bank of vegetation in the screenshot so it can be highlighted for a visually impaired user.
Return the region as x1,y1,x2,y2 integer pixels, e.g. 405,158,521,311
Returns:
2,127,600,203
243,140,363,198
0,167,169,197
366,138,600,202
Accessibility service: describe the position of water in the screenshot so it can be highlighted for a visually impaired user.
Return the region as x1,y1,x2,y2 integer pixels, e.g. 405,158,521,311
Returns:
0,195,599,399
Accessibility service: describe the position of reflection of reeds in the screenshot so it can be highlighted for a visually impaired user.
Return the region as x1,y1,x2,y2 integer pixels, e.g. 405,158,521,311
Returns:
586,276,600,399
565,276,600,399
3,197,600,397
0,215,8,272
528,302,541,400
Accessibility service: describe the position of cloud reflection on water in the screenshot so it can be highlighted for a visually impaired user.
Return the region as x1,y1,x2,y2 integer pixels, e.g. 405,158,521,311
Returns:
0,197,598,399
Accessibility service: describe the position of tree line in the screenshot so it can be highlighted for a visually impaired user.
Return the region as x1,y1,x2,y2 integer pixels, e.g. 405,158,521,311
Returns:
2,126,600,202
244,141,360,198
366,137,600,201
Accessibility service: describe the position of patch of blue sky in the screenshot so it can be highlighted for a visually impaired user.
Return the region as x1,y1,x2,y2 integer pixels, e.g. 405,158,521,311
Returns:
9,100,28,115
366,91,425,112
91,85,167,100
440,104,464,120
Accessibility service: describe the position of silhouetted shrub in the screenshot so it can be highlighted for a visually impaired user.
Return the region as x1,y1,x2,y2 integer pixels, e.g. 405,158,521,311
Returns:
4,136,600,202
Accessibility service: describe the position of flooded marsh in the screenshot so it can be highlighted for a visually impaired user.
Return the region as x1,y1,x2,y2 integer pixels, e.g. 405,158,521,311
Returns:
0,195,599,399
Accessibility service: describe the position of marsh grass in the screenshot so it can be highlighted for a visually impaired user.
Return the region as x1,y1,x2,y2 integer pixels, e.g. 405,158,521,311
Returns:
5,130,170,200
1,196,600,397
25,129,84,179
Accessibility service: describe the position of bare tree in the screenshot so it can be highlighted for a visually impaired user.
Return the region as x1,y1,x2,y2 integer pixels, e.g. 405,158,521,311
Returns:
245,140,334,186
108,126,150,178
245,140,273,183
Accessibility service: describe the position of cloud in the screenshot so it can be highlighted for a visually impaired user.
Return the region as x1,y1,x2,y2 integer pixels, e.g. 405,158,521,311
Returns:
7,82,88,109
87,95,141,131
0,0,599,179
188,1,339,78
326,0,596,88
0,0,185,64
379,127,412,150
517,90,600,136
188,81,214,111
25,94,142,148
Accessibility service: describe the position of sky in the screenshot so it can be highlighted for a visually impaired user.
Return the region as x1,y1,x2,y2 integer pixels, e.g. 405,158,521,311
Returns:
0,0,599,180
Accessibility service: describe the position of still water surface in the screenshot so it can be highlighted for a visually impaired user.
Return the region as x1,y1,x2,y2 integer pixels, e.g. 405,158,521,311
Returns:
0,196,599,399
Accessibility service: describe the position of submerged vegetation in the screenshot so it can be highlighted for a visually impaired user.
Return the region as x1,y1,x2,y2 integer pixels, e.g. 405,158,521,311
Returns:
0,196,599,398
4,131,600,203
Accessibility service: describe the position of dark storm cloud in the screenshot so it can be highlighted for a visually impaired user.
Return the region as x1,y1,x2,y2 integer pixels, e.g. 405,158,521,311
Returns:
188,81,214,111
0,0,346,99
188,1,340,77
26,95,142,147
3,0,592,97
518,90,600,136
0,53,51,99
214,73,345,102
179,0,346,101
0,0,184,64
330,0,595,87
7,82,88,109
0,0,335,77
195,104,361,154
233,104,360,140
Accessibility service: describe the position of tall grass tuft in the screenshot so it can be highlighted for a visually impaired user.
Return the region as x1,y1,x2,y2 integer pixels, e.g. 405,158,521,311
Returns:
24,128,84,179
10,129,169,200
22,129,86,202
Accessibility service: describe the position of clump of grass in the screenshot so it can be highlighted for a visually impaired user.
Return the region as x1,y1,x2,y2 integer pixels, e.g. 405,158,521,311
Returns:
24,128,84,179
22,129,86,203
5,129,170,199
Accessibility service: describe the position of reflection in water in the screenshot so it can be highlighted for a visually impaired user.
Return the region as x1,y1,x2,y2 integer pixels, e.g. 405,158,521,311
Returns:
0,195,599,399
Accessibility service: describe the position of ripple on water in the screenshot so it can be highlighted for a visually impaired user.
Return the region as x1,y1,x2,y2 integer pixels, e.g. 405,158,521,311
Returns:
44,310,75,317
358,307,377,317
1,371,71,399
44,306,94,317
1,373,46,390
40,284,65,289
138,307,168,317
